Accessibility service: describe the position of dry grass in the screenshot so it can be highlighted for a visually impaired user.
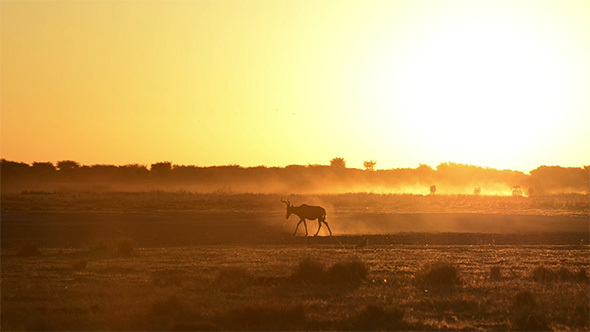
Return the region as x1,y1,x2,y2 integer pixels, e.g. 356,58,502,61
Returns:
16,242,42,256
2,244,588,331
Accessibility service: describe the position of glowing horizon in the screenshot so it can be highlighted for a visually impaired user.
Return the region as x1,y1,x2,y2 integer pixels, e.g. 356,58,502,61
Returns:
2,0,589,173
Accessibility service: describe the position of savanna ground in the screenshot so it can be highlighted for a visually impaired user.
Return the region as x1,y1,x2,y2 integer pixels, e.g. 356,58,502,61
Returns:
1,192,589,330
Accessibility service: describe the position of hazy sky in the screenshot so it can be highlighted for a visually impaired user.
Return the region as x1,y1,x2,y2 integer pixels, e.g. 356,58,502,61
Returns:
2,0,589,171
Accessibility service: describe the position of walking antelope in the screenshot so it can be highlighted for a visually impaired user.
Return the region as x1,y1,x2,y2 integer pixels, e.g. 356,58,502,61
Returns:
281,199,332,236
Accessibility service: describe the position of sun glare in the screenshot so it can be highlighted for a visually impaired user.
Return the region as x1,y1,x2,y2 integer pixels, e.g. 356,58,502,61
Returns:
361,1,582,170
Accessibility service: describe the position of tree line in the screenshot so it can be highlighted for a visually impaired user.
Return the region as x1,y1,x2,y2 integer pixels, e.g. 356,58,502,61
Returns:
1,159,588,195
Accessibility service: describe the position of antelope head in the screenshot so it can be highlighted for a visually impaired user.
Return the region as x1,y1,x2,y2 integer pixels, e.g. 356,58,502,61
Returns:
281,199,292,219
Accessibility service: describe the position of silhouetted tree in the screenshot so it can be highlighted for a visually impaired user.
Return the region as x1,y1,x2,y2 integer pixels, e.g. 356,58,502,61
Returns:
363,160,377,171
1,159,31,182
330,157,346,168
151,162,172,177
430,185,436,195
57,160,80,172
30,162,56,181
474,187,481,195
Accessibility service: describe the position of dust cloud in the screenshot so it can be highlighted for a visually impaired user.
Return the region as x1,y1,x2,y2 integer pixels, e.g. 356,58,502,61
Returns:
2,160,588,196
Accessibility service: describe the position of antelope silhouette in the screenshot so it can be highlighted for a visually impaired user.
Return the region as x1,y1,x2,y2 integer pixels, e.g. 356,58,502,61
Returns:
281,199,332,236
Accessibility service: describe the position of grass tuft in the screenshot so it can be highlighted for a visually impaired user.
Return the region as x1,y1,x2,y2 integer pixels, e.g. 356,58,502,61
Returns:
215,267,254,290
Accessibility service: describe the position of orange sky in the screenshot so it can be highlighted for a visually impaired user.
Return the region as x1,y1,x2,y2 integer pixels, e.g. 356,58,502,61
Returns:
2,0,589,171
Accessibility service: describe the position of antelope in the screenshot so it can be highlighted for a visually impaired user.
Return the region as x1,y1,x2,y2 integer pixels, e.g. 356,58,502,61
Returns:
281,199,332,236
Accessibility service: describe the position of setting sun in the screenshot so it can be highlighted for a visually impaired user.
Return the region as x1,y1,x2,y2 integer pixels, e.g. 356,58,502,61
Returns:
1,0,589,171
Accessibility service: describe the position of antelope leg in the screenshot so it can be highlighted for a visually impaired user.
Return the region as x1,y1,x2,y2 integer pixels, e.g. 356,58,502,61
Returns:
323,221,333,236
314,220,322,236
302,220,308,236
294,220,303,236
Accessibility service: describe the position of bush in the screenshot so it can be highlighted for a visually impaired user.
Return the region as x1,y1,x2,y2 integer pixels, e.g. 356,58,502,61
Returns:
417,262,461,289
325,259,368,285
514,290,536,307
511,290,551,331
291,258,326,284
345,305,406,330
489,266,502,280
116,237,134,256
531,265,588,282
291,258,369,285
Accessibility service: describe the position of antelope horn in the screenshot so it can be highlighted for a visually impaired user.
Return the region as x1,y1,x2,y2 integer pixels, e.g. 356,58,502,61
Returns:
281,199,290,206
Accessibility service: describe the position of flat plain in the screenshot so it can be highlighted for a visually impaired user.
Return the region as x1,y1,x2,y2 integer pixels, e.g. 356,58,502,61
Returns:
1,192,588,330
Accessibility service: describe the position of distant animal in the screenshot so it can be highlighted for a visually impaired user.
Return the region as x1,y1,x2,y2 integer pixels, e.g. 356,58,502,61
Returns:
281,199,332,236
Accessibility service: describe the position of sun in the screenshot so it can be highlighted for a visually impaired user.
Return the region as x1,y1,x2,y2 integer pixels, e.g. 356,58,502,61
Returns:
362,1,580,170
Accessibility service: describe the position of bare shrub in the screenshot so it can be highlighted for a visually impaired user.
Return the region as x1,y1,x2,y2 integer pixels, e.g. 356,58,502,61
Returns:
291,258,368,285
489,266,502,280
324,259,368,285
416,262,461,289
17,243,42,256
89,240,114,257
531,265,587,282
291,258,326,284
514,290,536,307
115,237,134,256
511,290,551,331
345,305,406,330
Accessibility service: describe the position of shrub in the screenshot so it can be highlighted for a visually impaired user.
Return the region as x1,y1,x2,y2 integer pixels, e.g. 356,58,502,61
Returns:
511,290,551,331
291,258,326,284
417,262,461,289
514,290,536,307
325,259,368,285
89,240,113,257
291,258,369,285
531,265,587,282
346,305,406,331
489,266,502,280
17,243,42,256
116,237,134,256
